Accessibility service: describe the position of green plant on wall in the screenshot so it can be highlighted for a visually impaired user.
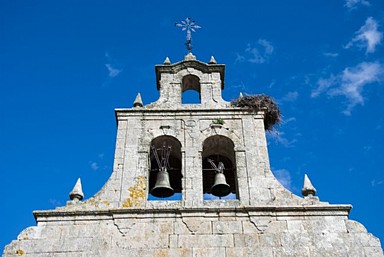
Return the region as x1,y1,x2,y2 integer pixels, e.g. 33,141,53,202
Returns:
212,118,225,125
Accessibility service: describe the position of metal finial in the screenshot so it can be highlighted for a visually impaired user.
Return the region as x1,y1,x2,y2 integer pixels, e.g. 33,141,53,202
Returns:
175,17,201,53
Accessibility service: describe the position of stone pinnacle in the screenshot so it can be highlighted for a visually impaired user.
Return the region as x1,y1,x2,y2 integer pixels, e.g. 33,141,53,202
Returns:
184,52,196,61
209,56,217,64
163,57,171,65
133,93,143,107
301,174,317,197
69,178,84,201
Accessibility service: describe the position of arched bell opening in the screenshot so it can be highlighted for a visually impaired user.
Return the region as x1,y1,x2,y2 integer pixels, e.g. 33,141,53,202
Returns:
202,135,238,200
181,74,201,104
148,136,182,200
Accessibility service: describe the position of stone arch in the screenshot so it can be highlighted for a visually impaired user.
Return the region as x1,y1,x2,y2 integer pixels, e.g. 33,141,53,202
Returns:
201,135,237,199
182,74,200,92
175,68,206,82
181,74,201,104
199,125,243,151
148,135,182,199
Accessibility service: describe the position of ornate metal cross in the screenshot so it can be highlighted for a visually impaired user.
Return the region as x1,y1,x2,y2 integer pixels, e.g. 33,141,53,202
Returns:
175,17,201,53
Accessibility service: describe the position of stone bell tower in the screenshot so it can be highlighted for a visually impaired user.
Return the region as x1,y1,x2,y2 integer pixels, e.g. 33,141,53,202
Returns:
3,53,383,257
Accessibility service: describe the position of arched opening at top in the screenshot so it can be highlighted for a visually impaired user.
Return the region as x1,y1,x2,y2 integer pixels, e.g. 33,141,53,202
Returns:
181,74,201,104
202,135,238,200
148,136,182,200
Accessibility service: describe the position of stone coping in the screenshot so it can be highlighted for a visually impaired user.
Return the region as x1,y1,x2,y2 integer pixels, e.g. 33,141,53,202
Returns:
34,205,352,222
155,59,225,89
115,108,265,117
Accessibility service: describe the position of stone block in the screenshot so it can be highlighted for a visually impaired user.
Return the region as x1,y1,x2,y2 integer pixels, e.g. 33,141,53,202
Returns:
192,247,225,257
226,247,273,257
364,247,384,257
242,220,260,234
169,235,178,248
175,220,212,235
212,220,242,234
272,246,311,257
354,232,382,247
280,232,312,248
154,248,193,257
346,219,368,233
258,233,281,247
264,220,287,233
286,220,305,232
177,234,234,248
234,234,259,247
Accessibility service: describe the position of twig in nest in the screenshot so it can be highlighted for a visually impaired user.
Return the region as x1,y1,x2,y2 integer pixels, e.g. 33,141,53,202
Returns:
231,94,281,131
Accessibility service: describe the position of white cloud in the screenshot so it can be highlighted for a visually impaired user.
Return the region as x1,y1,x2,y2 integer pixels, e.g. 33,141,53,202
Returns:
345,17,382,54
280,91,299,102
371,179,384,187
312,62,384,115
323,52,339,57
272,169,292,190
268,131,298,148
311,75,338,98
344,0,370,9
104,52,123,80
331,62,383,115
236,39,274,64
235,53,246,63
258,39,274,55
49,198,62,207
283,117,297,124
105,64,122,78
89,161,99,171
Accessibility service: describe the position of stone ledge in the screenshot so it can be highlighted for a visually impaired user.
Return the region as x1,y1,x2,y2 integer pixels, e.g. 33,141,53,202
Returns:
34,205,352,222
115,107,265,116
155,59,225,89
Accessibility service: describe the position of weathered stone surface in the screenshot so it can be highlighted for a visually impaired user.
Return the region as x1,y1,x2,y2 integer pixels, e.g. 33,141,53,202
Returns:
3,208,382,256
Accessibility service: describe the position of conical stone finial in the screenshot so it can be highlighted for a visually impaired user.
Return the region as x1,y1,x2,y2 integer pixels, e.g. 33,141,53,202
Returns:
69,178,84,201
184,52,196,61
133,93,143,107
301,174,317,197
163,57,171,65
209,56,217,64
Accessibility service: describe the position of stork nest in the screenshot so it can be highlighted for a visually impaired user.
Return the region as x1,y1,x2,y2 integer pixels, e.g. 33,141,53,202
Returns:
231,94,281,131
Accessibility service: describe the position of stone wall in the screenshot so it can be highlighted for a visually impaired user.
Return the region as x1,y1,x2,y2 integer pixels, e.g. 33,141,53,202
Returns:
3,207,383,257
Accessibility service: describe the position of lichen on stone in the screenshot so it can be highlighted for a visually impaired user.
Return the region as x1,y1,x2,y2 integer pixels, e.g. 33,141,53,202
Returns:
122,176,147,208
16,249,24,256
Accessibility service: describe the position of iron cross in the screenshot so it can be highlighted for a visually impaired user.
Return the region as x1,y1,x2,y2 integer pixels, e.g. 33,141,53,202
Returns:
175,17,201,53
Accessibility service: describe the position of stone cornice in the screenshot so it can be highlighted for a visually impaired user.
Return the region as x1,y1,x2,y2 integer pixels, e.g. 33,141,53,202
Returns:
155,60,225,90
115,108,265,118
34,205,352,222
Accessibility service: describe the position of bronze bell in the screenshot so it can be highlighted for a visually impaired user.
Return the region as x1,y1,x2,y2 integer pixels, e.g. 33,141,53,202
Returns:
211,172,231,197
151,168,174,198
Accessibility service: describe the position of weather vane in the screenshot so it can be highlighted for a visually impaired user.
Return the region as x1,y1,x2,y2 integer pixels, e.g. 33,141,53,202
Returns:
175,17,201,53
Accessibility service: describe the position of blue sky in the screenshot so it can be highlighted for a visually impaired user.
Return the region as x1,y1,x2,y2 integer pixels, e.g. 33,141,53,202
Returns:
1,0,383,251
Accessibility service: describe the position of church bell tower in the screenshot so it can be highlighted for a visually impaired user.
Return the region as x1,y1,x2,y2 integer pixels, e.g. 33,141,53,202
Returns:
3,50,383,256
